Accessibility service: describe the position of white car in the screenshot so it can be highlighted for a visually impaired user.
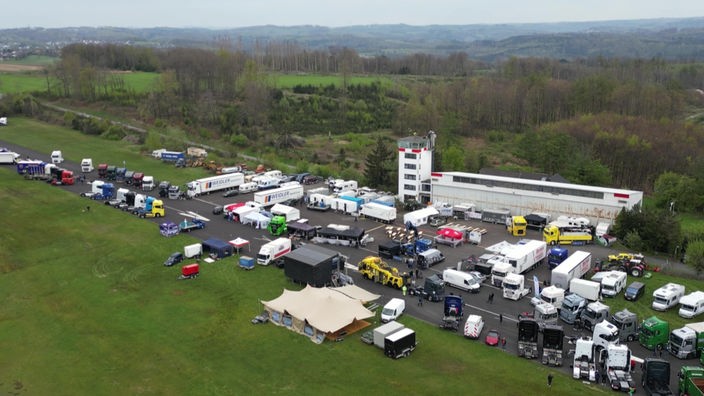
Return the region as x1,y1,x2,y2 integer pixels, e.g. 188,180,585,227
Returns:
463,314,485,339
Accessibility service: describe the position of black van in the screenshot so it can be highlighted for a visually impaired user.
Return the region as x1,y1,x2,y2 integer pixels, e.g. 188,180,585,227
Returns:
624,281,646,301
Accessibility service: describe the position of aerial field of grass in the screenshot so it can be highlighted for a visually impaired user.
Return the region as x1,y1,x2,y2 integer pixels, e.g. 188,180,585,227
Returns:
0,166,608,395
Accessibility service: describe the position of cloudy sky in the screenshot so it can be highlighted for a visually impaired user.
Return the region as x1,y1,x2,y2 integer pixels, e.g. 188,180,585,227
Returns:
5,0,704,28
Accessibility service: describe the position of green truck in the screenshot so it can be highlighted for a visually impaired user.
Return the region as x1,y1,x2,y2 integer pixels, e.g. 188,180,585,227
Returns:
678,366,704,396
639,316,669,351
267,215,288,236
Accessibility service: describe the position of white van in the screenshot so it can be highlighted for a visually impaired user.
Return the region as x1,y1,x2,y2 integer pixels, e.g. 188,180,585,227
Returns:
463,314,485,339
381,298,406,323
239,182,259,193
51,150,64,164
679,291,704,318
442,268,480,293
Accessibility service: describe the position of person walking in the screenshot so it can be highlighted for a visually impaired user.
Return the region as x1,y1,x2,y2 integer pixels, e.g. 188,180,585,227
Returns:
488,293,494,304
547,373,553,389
418,294,423,307
402,285,407,296
501,337,506,350
594,370,600,386
499,313,503,324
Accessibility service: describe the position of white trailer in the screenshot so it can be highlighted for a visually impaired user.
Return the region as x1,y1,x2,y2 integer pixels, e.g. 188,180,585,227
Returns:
0,151,18,164
403,206,439,227
373,321,405,349
254,183,304,207
488,240,546,287
550,250,592,290
333,179,357,193
569,278,601,301
187,173,245,198
270,203,301,222
360,202,397,223
184,243,203,259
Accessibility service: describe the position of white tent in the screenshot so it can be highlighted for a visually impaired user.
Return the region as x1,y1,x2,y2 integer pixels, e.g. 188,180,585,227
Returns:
270,203,301,222
261,285,375,343
403,206,439,227
242,212,271,229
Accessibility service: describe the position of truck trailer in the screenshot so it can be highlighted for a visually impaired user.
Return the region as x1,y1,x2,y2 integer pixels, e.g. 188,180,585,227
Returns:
550,250,592,290
254,183,304,207
360,202,397,223
669,321,704,359
384,327,416,359
187,173,245,198
257,237,292,266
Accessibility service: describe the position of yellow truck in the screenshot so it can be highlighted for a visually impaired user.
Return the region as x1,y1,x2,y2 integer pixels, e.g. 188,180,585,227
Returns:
358,256,407,289
542,224,593,245
507,215,527,236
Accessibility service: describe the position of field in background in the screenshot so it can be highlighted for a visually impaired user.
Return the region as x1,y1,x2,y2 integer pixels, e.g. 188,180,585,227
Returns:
0,167,604,395
272,73,394,88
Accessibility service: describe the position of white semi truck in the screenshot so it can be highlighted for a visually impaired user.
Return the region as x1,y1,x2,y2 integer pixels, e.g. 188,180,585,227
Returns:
550,250,592,290
187,173,245,198
489,240,547,287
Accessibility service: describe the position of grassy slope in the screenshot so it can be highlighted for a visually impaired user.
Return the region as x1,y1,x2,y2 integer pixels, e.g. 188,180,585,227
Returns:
0,127,607,396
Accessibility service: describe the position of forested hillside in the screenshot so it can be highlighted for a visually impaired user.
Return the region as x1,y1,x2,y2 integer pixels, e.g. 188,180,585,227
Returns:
2,42,704,203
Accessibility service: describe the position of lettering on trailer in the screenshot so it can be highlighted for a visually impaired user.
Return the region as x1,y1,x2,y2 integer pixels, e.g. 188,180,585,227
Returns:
614,193,630,199
265,190,291,203
205,177,237,189
274,247,292,258
579,256,590,274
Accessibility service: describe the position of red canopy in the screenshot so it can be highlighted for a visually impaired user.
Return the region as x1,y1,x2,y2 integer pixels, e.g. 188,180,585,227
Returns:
437,228,463,240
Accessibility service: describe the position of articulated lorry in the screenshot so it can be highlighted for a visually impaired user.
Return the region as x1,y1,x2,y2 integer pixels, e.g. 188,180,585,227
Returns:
547,246,569,269
572,336,597,382
489,239,547,287
608,309,639,342
559,293,587,324
186,173,244,198
254,183,304,207
550,250,591,290
601,343,635,392
502,273,532,300
543,224,593,245
580,301,610,331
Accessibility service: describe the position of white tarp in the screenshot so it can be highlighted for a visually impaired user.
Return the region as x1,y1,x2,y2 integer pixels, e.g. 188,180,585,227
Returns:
270,203,301,222
403,206,439,227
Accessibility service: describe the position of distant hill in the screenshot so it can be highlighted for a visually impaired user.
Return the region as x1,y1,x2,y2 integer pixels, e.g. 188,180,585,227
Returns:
2,17,704,61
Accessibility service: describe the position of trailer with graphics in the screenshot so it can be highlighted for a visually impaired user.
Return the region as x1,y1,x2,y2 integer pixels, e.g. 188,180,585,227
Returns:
186,173,244,198
254,183,304,207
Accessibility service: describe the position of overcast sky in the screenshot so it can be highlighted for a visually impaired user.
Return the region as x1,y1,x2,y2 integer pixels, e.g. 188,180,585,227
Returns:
5,0,704,29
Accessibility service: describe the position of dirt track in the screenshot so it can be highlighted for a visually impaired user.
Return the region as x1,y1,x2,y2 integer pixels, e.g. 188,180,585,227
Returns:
0,64,44,72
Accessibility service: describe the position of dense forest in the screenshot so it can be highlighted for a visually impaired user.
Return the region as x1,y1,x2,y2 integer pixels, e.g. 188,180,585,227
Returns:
3,42,704,207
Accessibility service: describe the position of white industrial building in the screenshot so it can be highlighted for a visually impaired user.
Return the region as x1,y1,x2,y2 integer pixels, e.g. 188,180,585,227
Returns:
396,133,643,224
397,132,435,203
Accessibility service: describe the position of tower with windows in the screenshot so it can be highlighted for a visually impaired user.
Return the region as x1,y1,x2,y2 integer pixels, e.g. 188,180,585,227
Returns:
397,131,435,203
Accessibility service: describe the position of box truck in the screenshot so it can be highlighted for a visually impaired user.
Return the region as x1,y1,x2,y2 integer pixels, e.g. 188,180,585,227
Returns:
257,238,292,266
372,321,405,348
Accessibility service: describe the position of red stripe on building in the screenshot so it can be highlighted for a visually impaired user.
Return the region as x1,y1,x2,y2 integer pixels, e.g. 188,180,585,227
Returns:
431,172,443,177
614,193,630,199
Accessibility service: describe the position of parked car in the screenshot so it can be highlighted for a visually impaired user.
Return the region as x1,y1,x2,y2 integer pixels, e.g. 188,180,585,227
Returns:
212,205,224,215
164,252,184,267
223,189,239,198
302,175,323,185
485,329,500,346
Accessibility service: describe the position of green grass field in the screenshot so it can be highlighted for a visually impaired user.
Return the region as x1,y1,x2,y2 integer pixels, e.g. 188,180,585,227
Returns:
0,166,609,396
0,55,58,66
0,72,50,93
0,118,611,395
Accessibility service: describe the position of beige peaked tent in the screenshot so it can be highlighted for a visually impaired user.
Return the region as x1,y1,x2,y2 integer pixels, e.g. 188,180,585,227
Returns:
261,285,379,343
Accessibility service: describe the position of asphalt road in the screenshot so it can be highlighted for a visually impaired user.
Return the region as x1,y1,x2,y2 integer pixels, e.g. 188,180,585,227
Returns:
2,140,696,393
